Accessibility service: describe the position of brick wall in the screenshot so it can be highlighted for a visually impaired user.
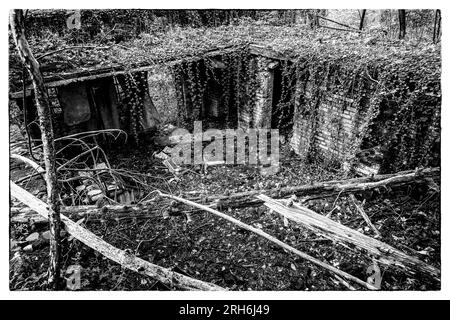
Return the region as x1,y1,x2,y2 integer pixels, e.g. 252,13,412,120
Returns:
253,57,275,128
239,55,367,165
290,80,369,164
290,79,314,158
315,92,358,160
174,53,371,167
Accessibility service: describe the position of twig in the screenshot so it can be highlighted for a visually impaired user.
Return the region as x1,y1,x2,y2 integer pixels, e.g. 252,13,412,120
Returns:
57,146,99,171
15,171,43,184
317,15,361,31
326,189,344,218
190,222,212,233
319,25,363,33
297,238,331,242
334,275,357,290
350,194,381,237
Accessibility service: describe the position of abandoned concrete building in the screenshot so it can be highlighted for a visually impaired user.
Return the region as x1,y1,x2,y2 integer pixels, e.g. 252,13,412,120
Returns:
9,10,442,292
9,29,441,176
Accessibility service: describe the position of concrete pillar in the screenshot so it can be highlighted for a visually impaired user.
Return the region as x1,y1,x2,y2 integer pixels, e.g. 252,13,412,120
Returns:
253,57,276,129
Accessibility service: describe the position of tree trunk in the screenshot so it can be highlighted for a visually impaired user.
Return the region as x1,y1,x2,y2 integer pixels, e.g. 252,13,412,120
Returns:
9,9,62,290
359,9,367,30
433,9,441,43
186,167,439,209
398,9,406,39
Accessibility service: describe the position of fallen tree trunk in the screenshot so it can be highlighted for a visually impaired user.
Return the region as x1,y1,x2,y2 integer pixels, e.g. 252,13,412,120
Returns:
10,154,45,174
187,167,440,209
158,191,378,290
10,182,224,291
11,154,46,184
11,203,154,220
12,152,438,212
10,206,157,224
12,167,440,224
258,194,440,282
10,204,199,224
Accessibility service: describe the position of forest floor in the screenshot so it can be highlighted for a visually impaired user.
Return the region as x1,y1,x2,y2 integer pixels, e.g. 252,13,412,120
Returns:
9,140,440,291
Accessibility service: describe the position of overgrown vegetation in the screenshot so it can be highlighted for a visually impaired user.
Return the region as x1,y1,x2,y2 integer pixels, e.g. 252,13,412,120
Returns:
9,9,441,292
10,146,440,290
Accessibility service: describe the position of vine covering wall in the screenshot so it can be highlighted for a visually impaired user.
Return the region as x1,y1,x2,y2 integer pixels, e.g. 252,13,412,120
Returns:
289,60,375,167
171,43,440,174
171,47,259,130
116,71,160,143
362,53,441,173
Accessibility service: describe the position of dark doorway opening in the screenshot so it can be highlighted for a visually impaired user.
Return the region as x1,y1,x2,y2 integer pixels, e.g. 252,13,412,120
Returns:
271,62,296,136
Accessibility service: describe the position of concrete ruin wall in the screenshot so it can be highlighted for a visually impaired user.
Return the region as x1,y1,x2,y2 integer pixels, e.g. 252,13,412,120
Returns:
173,52,372,166
240,54,369,165
290,82,366,163
239,56,275,130
252,56,275,129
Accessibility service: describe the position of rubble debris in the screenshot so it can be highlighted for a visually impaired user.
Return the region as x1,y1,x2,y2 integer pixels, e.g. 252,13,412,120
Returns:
154,146,173,160
163,159,182,174
25,232,40,243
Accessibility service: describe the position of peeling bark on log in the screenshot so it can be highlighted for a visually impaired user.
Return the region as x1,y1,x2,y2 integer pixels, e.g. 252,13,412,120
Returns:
10,206,155,224
158,191,378,290
10,9,62,289
10,204,198,224
188,168,440,209
258,195,440,282
10,182,224,291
